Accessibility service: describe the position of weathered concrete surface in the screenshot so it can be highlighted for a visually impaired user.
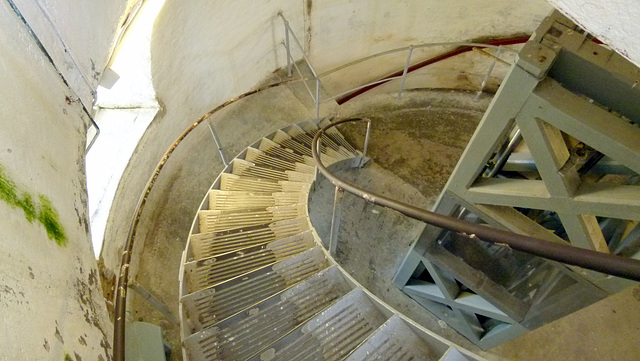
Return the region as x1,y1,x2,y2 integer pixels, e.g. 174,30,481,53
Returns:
306,0,550,96
12,0,135,108
0,3,117,360
492,284,640,360
336,89,492,206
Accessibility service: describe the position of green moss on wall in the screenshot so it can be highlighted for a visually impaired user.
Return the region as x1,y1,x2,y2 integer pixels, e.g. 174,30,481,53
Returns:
0,164,18,204
38,195,67,246
17,192,37,223
0,164,67,246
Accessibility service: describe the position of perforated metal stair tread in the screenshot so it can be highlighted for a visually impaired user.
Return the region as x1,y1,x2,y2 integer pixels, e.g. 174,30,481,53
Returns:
208,190,307,210
232,159,315,183
188,217,310,260
310,119,360,155
343,315,435,361
271,130,338,165
248,288,387,361
219,173,310,193
184,231,316,292
181,247,329,333
198,204,307,233
183,266,353,361
258,138,316,166
244,147,315,174
286,124,349,160
295,121,356,158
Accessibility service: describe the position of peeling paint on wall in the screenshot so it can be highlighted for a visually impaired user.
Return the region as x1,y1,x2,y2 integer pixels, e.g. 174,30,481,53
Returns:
0,164,67,246
75,270,112,360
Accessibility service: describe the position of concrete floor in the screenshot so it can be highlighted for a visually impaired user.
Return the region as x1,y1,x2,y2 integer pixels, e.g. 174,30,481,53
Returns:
124,87,640,361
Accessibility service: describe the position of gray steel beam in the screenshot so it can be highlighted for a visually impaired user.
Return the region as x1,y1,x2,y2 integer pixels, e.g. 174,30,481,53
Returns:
523,79,640,175
441,62,547,198
465,178,640,221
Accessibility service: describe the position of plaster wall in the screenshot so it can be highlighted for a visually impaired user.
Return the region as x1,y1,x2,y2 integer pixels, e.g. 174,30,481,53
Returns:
11,0,135,108
101,0,553,278
307,0,551,96
101,0,306,277
549,0,640,68
0,0,130,360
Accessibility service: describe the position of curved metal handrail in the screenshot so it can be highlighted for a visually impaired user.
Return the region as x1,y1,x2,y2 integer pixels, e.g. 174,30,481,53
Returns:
311,117,640,282
323,70,499,103
317,41,518,78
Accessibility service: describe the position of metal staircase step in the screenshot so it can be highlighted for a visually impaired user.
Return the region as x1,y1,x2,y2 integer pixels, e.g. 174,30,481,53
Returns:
258,138,316,166
244,147,315,174
208,190,307,211
272,129,316,157
183,266,353,361
317,118,360,155
232,159,315,183
188,217,310,260
272,130,338,164
249,288,387,361
181,247,329,334
198,204,307,233
343,315,434,361
184,231,316,292
298,121,356,158
219,173,310,193
286,125,348,160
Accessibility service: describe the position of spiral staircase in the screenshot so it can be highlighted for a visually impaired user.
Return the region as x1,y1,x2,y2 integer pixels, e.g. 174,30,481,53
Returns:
177,118,480,361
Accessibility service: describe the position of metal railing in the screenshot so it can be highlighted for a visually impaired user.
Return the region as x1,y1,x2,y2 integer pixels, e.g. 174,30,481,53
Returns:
311,118,640,282
6,0,101,154
279,12,322,119
279,13,520,114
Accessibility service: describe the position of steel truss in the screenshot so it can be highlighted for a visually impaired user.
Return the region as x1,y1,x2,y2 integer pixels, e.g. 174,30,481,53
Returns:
394,11,640,349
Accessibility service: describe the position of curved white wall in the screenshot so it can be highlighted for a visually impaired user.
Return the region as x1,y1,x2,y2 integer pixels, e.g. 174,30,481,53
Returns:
0,1,131,360
12,0,136,108
101,0,553,276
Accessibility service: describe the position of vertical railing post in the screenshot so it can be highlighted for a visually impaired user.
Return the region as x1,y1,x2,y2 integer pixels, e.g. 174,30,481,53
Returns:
359,120,371,168
475,46,502,101
208,123,228,167
315,77,321,120
397,45,414,100
284,20,292,77
329,186,345,256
